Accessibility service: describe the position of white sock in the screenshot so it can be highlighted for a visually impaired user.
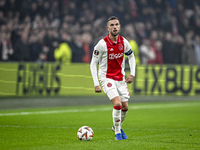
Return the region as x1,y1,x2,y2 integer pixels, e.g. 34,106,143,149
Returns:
121,109,128,128
113,106,122,134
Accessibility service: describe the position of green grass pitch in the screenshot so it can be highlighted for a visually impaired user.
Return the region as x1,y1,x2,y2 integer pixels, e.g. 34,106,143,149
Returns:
0,100,200,150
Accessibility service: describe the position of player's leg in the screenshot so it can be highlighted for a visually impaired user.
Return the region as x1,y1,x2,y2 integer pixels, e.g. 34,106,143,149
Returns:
108,92,122,140
120,101,129,139
117,81,130,139
111,99,129,140
112,101,128,128
100,79,122,140
121,101,128,126
111,96,122,135
118,81,129,125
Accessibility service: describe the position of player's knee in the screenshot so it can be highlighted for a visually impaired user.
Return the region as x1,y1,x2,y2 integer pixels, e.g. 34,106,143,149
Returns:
114,102,122,107
113,101,122,107
122,104,128,110
112,96,121,106
122,107,128,111
122,102,128,110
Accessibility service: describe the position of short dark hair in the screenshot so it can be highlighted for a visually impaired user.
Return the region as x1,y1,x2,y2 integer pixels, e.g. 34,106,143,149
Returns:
107,16,119,23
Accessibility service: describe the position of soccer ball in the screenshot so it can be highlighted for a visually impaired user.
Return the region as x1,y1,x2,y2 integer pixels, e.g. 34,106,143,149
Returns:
77,126,94,141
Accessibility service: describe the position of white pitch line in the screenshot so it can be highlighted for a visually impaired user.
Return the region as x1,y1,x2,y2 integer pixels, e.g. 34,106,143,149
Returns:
0,107,112,116
0,102,199,117
0,125,198,132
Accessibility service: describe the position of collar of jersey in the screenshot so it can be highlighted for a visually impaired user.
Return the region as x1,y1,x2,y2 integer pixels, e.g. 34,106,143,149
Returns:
106,34,122,45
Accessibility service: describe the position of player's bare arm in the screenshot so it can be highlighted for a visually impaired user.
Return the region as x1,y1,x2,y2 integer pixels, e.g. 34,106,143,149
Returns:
94,85,102,93
125,75,134,84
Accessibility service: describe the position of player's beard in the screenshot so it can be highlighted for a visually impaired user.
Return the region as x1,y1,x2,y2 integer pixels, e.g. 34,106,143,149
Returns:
111,30,119,37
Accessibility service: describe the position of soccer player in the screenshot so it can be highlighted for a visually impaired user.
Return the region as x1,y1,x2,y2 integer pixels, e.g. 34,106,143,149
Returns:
90,16,136,140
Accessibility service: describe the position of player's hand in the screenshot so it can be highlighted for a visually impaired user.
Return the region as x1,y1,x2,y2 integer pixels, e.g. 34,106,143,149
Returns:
125,75,134,84
94,85,102,93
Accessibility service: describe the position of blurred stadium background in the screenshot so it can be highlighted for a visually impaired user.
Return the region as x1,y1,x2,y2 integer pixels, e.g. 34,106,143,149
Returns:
0,1,200,149
0,0,200,109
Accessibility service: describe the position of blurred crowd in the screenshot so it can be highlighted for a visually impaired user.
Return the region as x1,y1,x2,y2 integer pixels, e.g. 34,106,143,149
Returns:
0,0,200,65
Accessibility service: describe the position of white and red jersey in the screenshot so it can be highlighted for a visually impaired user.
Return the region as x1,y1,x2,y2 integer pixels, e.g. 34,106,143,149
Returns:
90,34,136,86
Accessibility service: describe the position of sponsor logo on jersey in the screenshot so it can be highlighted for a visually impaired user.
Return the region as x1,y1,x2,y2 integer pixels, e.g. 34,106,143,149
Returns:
94,50,99,55
109,53,124,59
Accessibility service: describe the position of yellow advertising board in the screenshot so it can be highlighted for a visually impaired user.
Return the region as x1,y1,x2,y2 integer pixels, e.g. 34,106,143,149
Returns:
0,63,199,96
133,65,200,96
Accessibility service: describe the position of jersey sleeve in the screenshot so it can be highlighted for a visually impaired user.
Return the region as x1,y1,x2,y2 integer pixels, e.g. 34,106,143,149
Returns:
123,37,136,76
90,39,104,86
123,38,132,55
